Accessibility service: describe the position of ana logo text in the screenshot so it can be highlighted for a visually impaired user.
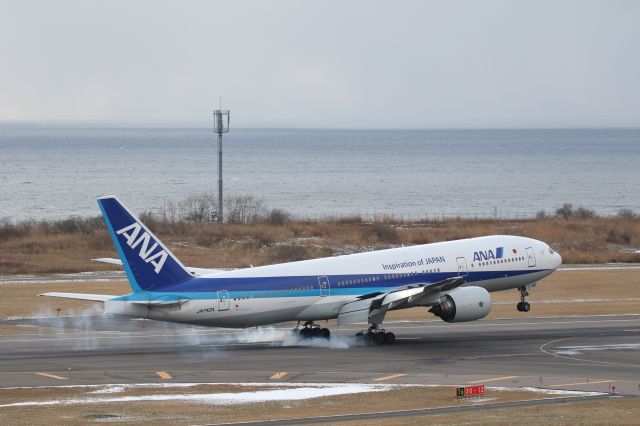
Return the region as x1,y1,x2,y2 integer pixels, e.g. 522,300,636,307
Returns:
473,247,504,262
116,223,168,274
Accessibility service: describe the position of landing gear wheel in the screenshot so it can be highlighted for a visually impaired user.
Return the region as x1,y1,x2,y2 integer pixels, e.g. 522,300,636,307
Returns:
298,321,330,339
383,332,396,345
356,325,395,345
300,327,312,338
321,328,331,339
517,287,531,312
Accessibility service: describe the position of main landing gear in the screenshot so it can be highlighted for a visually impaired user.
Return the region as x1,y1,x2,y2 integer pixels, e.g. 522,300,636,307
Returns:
294,321,330,340
516,286,531,312
355,324,396,345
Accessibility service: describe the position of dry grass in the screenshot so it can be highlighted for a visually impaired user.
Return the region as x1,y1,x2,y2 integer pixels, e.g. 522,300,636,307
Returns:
0,384,575,426
1,216,639,275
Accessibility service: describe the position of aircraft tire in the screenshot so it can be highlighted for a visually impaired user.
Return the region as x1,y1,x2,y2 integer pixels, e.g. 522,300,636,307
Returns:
321,328,330,339
522,302,531,312
384,332,396,345
374,332,385,345
300,328,312,339
516,302,524,312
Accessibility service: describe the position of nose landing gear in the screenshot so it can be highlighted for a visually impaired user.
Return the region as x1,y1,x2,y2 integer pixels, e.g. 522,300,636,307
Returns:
516,287,531,312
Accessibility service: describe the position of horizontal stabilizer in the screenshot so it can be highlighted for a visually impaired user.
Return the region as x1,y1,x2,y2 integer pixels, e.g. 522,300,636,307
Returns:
93,257,123,266
39,292,114,302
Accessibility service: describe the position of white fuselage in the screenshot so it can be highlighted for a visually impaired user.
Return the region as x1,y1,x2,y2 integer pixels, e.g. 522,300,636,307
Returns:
105,235,561,327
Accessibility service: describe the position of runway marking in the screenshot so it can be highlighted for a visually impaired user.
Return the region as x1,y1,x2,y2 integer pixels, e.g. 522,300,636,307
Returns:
539,337,640,368
270,371,288,380
35,372,67,380
155,371,172,380
467,375,518,384
552,379,611,387
374,373,407,381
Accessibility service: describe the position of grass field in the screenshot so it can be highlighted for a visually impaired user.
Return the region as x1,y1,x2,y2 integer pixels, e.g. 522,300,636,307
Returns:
0,383,619,426
1,215,639,275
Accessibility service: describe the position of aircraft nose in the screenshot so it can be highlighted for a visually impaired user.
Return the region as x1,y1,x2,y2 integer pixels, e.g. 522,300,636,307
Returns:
554,251,562,269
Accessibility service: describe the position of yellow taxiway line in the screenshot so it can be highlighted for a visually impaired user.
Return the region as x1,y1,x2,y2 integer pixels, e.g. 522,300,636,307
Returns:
35,372,67,380
270,371,288,380
155,371,173,380
374,373,407,381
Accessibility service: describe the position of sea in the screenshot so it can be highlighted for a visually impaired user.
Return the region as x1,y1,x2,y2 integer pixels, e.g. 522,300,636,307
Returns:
1,126,639,221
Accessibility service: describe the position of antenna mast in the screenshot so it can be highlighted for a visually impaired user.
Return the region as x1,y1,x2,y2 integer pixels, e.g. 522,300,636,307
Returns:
213,104,230,223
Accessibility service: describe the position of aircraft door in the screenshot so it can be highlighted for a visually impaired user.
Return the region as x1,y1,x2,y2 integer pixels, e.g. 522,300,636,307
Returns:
217,290,230,311
456,257,468,276
525,247,536,267
318,276,330,297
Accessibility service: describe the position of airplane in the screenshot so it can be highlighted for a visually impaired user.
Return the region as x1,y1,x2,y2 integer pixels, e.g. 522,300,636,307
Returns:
41,196,562,345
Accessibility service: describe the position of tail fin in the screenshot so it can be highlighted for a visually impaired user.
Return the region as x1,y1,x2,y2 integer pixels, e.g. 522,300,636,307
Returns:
97,196,193,292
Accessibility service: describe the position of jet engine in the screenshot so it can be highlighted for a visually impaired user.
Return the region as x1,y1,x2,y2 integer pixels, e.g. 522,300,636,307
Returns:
429,286,491,323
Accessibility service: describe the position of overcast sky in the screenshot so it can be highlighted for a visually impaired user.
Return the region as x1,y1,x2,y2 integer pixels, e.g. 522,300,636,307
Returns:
1,1,639,128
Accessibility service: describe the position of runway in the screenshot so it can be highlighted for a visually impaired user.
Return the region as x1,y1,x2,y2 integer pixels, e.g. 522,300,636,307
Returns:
1,314,639,397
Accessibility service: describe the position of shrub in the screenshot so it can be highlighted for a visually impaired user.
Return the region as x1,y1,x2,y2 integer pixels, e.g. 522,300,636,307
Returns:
48,216,103,234
369,223,400,243
536,210,548,219
267,208,291,226
225,195,266,224
556,203,574,220
178,193,217,223
607,228,632,244
575,207,596,219
332,215,364,225
617,209,638,220
0,219,32,241
138,210,157,232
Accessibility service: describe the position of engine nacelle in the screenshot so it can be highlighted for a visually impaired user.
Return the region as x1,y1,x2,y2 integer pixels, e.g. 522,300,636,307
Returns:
429,286,491,323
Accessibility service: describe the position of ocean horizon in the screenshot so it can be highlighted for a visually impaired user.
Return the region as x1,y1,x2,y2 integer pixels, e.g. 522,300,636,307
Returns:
1,125,639,221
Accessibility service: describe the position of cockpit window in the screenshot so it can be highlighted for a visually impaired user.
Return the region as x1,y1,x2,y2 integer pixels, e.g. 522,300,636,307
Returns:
548,246,555,254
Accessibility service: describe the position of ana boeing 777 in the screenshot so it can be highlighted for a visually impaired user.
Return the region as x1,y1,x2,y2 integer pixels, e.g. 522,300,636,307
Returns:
41,196,562,344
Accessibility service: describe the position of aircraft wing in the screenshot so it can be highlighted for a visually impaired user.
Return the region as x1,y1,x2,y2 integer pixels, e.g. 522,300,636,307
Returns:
337,276,466,326
93,258,232,276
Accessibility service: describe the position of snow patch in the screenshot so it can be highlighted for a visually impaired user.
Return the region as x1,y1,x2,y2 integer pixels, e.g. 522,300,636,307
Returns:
488,386,604,396
0,383,390,408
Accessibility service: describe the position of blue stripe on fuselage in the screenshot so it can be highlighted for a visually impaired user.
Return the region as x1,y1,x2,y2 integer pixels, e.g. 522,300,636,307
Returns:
111,269,546,302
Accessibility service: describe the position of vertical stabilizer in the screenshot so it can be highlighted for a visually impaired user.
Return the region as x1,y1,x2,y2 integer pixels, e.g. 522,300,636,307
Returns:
97,196,193,291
